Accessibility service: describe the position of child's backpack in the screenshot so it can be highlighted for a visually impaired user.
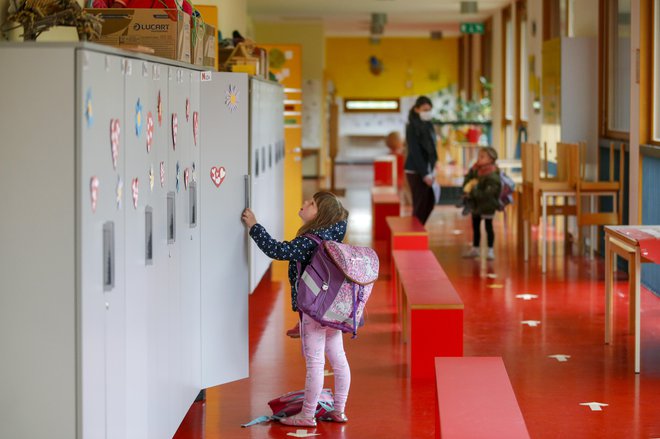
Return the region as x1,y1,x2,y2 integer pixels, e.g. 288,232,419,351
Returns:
498,172,515,210
296,234,379,337
241,388,334,427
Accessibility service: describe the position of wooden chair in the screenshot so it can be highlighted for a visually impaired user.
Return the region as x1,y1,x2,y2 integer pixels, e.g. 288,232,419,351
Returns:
574,142,625,257
521,142,579,265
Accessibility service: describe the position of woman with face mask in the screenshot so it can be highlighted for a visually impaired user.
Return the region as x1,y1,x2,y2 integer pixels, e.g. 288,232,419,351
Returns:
404,95,438,224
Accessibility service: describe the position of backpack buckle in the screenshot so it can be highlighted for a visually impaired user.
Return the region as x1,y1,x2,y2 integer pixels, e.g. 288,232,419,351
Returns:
322,283,329,291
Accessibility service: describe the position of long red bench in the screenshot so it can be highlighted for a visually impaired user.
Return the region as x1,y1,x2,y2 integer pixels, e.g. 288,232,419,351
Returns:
371,187,400,241
435,357,530,439
393,250,463,379
387,217,429,301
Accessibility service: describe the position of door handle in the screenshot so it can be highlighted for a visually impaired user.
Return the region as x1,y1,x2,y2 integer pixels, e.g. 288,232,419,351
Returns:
244,175,251,209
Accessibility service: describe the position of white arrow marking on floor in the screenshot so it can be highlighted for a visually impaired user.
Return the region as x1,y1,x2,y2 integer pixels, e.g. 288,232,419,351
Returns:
487,273,498,279
580,402,608,411
324,369,334,376
521,320,541,327
287,430,320,437
516,294,538,301
548,354,571,362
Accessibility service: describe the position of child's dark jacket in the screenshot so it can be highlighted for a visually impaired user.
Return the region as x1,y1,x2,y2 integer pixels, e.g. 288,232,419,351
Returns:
462,165,502,216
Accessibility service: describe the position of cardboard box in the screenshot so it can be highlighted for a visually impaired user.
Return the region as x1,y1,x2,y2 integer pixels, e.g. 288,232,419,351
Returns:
195,5,218,69
86,9,191,63
191,16,205,66
202,23,217,68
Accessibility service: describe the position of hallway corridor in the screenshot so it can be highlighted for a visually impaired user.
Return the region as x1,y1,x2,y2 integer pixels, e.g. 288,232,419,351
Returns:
175,167,660,439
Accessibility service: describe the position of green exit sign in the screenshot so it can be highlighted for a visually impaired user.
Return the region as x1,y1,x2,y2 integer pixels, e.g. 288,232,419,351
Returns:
460,23,485,34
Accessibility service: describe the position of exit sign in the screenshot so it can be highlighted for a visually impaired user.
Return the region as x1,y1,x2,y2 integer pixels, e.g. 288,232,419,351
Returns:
460,23,485,34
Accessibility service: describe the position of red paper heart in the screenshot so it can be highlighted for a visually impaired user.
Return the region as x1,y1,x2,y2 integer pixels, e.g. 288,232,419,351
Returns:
210,166,226,188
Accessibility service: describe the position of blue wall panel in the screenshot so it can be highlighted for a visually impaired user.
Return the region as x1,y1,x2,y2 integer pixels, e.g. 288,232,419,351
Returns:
641,154,660,296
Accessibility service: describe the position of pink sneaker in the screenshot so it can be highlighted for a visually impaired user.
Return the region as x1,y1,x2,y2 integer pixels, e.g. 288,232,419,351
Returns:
279,413,317,427
319,410,348,423
286,321,300,339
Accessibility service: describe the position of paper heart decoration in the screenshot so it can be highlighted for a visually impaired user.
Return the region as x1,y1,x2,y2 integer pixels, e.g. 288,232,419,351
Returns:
157,91,162,126
110,119,120,169
192,111,199,145
210,166,226,188
131,178,139,209
146,112,154,152
90,176,99,213
184,167,190,190
172,113,178,150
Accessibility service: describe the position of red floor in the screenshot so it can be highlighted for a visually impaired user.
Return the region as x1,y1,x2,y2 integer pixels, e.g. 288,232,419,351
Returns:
175,185,660,439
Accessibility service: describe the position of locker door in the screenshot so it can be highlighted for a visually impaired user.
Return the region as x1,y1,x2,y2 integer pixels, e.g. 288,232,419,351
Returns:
179,68,202,404
249,79,272,292
124,58,164,439
167,65,192,431
200,72,249,387
78,49,126,439
147,61,171,439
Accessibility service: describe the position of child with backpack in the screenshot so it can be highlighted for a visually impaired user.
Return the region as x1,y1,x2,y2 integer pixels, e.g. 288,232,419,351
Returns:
461,147,502,260
241,192,351,426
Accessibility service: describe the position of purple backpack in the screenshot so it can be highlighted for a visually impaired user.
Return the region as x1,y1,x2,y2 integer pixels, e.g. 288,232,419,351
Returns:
296,234,379,337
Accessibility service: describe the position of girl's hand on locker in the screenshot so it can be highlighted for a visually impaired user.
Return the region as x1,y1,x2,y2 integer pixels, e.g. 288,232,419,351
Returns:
241,208,257,229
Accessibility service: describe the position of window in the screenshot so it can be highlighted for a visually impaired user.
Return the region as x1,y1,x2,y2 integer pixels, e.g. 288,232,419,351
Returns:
653,0,660,141
602,0,631,137
517,1,529,123
502,6,514,157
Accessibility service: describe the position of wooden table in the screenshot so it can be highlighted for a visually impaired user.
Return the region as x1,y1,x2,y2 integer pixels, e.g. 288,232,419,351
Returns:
604,225,660,373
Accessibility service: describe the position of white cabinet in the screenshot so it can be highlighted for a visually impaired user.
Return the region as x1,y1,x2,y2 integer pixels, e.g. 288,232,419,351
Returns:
248,78,285,293
0,43,250,439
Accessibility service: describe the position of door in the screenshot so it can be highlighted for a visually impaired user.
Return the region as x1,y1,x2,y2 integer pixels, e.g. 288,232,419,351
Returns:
78,49,126,439
200,72,250,386
123,57,170,439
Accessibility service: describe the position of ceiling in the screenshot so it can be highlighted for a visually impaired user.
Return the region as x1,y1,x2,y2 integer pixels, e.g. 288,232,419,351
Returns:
248,0,511,37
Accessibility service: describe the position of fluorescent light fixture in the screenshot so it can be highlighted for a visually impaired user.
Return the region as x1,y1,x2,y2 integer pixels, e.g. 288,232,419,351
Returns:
345,99,399,111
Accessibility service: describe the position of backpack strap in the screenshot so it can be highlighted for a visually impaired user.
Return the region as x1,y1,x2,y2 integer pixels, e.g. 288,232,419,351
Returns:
295,234,322,280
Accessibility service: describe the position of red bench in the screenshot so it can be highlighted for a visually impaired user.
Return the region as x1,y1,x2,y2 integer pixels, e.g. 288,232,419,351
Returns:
393,250,463,378
435,357,530,439
386,216,429,252
373,155,397,187
386,217,429,301
371,187,400,241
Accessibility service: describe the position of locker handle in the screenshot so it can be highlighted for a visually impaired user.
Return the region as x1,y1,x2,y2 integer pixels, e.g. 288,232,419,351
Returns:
145,206,153,265
167,192,176,244
293,147,301,153
102,222,115,291
244,175,251,210
189,182,197,228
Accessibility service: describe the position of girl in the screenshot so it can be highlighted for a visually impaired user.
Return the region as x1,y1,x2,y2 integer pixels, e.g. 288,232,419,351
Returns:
241,191,351,427
404,95,438,225
461,147,501,260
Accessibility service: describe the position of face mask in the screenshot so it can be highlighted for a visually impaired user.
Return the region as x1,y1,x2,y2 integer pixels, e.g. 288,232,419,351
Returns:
419,110,433,121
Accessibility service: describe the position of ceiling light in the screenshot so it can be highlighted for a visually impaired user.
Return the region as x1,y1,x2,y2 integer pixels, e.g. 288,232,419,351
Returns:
460,1,478,14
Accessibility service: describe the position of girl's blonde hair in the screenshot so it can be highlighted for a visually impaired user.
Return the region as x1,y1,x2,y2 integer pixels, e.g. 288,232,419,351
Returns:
296,191,349,237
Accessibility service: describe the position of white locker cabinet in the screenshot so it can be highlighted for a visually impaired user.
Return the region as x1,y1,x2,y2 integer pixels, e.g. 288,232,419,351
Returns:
0,43,250,439
200,72,250,386
248,78,285,293
78,50,128,439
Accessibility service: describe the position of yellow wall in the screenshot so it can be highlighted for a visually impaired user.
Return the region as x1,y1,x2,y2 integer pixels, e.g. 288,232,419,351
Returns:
253,21,325,80
326,37,459,98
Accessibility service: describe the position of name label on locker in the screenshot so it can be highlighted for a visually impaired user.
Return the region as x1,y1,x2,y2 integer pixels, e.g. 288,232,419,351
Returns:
201,71,212,82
